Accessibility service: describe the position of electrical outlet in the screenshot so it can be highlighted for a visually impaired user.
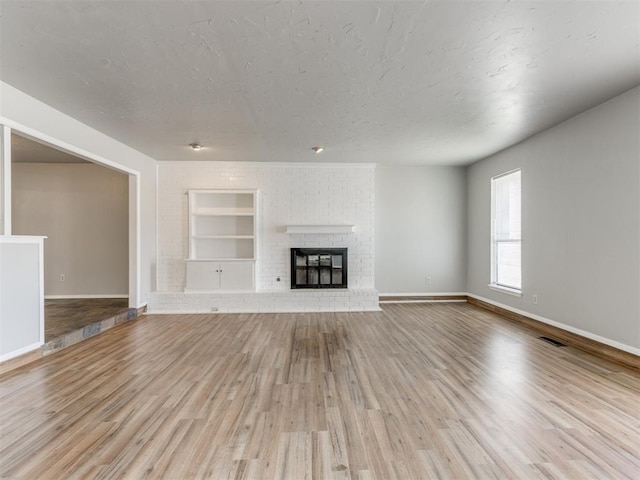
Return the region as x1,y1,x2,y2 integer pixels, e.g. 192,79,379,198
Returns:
59,274,65,282
532,294,538,305
426,276,432,285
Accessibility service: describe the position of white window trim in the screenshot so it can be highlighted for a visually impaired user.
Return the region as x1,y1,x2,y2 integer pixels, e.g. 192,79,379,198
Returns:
488,283,523,297
490,168,522,295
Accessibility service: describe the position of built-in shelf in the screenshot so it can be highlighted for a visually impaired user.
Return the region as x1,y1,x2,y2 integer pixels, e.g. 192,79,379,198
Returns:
194,207,254,216
285,225,355,234
186,189,257,291
184,258,257,262
192,235,255,240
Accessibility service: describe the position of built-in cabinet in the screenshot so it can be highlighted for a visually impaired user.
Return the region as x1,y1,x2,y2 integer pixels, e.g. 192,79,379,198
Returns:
185,189,257,291
186,260,254,291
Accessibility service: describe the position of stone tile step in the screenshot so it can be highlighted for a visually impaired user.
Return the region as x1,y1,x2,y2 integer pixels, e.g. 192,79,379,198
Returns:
42,306,146,356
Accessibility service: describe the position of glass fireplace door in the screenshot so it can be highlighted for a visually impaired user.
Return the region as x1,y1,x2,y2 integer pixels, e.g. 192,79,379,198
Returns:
291,248,347,289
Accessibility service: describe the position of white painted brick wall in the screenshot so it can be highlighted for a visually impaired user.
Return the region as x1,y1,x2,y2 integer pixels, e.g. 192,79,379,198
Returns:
147,289,380,314
152,162,378,312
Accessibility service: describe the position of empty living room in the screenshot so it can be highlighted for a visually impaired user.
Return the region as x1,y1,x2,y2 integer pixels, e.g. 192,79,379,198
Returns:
0,1,638,479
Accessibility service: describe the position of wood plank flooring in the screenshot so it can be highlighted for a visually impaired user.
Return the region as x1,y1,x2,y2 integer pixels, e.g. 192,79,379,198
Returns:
45,298,129,341
0,303,638,479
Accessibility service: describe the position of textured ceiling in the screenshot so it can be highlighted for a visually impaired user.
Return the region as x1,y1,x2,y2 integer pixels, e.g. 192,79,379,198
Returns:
1,1,639,165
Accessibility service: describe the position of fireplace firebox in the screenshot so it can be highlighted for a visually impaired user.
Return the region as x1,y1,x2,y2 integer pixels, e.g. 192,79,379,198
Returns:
291,248,348,289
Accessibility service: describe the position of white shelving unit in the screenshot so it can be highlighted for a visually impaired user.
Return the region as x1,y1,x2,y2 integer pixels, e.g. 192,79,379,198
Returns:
185,189,257,291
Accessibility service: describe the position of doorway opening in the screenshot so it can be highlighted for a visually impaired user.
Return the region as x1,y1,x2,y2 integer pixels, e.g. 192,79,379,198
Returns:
8,131,141,348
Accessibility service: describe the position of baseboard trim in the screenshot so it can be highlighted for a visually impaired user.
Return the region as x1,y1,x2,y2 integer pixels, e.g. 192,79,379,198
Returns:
467,294,640,370
0,342,42,363
379,293,468,303
0,347,43,377
45,295,129,299
379,299,467,304
379,292,467,297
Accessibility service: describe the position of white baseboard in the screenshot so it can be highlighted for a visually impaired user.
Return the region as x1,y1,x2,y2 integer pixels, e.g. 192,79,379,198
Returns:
378,292,468,304
379,299,467,304
378,292,468,297
467,293,640,357
45,294,129,299
0,342,42,363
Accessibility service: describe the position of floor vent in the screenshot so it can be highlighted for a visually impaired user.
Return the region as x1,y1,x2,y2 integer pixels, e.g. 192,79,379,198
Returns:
539,336,567,347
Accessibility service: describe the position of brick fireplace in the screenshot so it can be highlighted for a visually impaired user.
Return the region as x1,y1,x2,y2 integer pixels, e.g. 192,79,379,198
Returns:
150,162,379,313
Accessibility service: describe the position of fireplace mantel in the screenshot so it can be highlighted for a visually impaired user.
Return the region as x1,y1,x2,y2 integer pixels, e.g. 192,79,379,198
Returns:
285,225,355,234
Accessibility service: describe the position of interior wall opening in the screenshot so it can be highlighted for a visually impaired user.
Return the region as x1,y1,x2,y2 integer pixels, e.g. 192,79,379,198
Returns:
10,132,131,341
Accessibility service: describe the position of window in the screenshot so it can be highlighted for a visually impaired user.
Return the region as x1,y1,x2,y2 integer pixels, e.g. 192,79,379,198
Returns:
491,169,521,294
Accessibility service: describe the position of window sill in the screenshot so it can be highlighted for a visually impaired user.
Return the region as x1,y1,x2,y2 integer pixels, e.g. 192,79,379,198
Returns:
488,284,522,297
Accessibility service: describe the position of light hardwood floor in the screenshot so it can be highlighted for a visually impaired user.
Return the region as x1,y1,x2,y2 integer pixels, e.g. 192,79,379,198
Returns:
0,303,638,479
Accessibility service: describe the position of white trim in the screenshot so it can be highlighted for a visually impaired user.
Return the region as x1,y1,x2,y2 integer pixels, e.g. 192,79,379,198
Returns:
160,161,376,169
182,289,257,294
490,168,522,290
286,225,355,234
155,162,160,293
184,258,256,262
147,307,382,315
0,342,42,363
1,125,11,235
0,117,138,175
379,300,467,304
378,292,468,297
129,175,141,309
37,237,45,344
488,284,523,297
45,294,129,299
0,118,142,318
491,168,522,181
186,188,259,194
0,235,48,243
467,293,640,357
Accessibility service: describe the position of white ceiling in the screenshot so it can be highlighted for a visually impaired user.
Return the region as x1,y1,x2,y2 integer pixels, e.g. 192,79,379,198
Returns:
1,1,638,166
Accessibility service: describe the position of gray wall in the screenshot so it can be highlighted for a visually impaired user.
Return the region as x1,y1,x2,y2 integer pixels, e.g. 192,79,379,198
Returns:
376,166,467,294
467,86,640,350
12,163,129,296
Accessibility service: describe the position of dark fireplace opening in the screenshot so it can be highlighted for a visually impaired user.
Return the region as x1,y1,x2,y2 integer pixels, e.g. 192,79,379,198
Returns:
291,248,348,289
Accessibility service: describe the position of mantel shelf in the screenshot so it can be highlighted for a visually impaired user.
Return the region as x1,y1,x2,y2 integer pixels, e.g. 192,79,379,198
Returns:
285,225,355,234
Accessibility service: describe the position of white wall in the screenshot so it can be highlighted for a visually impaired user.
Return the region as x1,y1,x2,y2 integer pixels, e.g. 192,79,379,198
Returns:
157,162,375,292
151,162,378,312
467,86,640,352
375,166,467,294
0,81,157,307
0,237,44,360
12,163,128,297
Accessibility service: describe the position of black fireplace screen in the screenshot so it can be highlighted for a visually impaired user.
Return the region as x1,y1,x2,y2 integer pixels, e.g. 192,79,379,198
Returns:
291,248,348,289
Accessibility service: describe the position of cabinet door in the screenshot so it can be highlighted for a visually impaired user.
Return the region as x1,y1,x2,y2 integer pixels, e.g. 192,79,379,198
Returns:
219,261,255,290
186,261,221,290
